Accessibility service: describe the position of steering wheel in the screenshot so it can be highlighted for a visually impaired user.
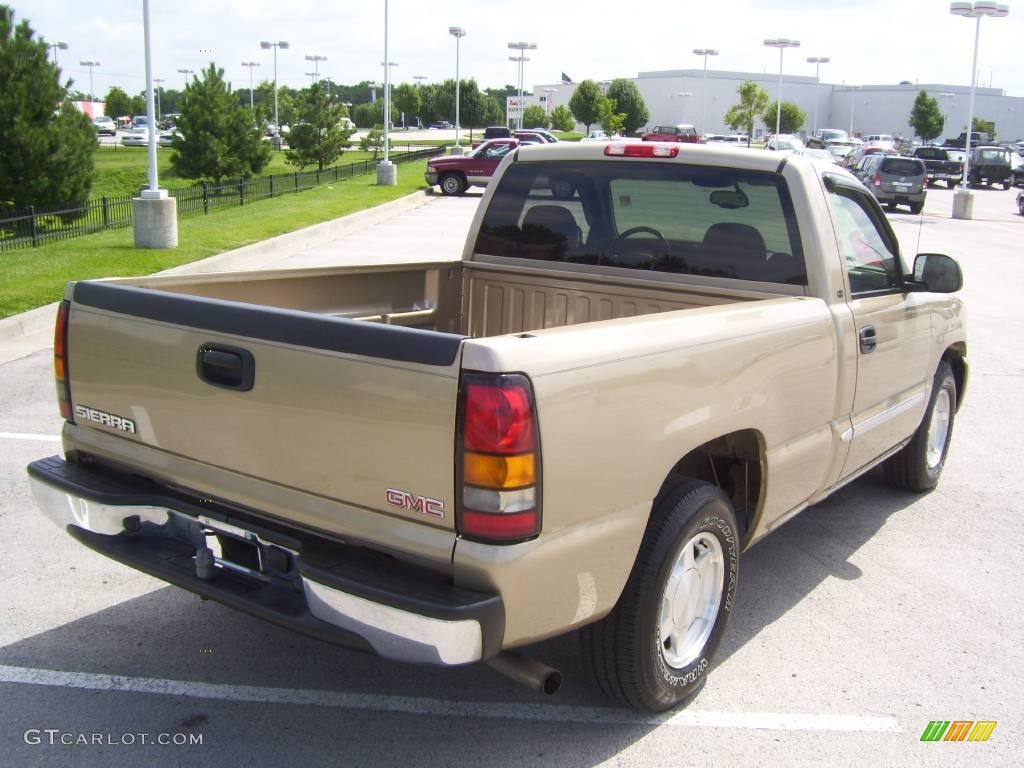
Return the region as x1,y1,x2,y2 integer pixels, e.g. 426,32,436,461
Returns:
605,226,673,266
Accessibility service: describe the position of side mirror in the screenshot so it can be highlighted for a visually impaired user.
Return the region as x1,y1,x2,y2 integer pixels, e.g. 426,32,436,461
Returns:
912,253,963,293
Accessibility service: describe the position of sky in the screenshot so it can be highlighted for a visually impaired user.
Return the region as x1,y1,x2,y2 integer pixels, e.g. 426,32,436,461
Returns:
18,0,1024,99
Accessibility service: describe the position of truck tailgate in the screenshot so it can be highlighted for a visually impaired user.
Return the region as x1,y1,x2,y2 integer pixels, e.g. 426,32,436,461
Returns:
65,281,464,537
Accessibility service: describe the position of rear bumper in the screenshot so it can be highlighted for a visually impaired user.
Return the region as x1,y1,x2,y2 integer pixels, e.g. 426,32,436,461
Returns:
27,456,503,666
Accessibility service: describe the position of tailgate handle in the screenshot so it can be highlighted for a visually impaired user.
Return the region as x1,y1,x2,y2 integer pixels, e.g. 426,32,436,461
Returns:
197,345,255,391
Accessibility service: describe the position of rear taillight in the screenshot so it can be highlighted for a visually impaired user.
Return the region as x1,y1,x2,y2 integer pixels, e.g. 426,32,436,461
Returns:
457,372,540,543
873,173,882,186
54,300,74,422
605,143,679,158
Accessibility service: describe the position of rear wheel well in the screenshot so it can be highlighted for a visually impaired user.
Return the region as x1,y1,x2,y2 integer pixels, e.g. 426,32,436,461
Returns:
655,430,764,545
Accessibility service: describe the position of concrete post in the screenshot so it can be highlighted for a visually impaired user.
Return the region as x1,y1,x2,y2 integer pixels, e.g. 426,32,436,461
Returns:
132,195,178,248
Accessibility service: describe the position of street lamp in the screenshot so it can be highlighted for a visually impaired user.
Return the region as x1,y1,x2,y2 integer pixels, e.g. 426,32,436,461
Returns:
241,61,259,110
449,26,466,148
806,56,830,135
763,38,800,138
949,1,1009,217
49,41,68,67
153,77,165,120
305,54,326,83
79,60,100,101
260,40,289,146
508,41,537,130
177,68,194,90
693,48,718,136
378,0,397,185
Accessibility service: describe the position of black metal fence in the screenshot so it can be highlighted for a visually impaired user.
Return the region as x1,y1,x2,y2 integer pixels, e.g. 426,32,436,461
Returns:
0,146,443,252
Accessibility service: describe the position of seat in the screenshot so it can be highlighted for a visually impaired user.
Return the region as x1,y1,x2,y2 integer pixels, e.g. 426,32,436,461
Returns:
701,223,768,279
519,205,582,261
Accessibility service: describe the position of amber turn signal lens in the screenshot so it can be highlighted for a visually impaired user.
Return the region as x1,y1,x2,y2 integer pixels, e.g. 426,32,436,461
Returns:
463,452,535,489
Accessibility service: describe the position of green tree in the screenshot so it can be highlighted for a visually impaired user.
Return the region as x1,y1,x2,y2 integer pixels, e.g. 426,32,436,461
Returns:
285,82,355,171
909,91,944,142
170,63,271,184
0,6,95,211
432,79,487,128
480,95,505,127
129,93,146,116
568,80,602,133
359,126,387,157
761,101,806,135
605,79,649,135
522,105,548,129
724,80,770,146
550,104,575,132
392,83,421,127
252,81,296,127
103,86,132,118
597,98,626,136
972,116,995,138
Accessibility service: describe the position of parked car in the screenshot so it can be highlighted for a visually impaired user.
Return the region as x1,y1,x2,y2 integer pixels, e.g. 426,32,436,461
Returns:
764,134,805,154
1012,161,1024,188
861,155,927,214
814,128,850,143
967,146,1013,189
844,144,888,170
158,129,181,148
913,147,963,188
525,127,559,143
483,126,512,140
863,134,896,152
512,131,547,145
92,116,116,136
424,138,519,195
1017,189,1024,215
428,121,453,129
28,142,968,713
944,131,992,149
641,124,700,143
131,115,149,130
581,129,609,142
120,127,149,147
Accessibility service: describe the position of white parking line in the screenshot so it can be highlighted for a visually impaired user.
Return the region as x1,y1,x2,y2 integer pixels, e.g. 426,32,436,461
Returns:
0,432,60,443
0,664,901,734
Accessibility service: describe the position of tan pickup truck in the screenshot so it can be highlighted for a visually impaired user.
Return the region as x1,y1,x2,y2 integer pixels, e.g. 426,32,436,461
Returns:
28,141,967,712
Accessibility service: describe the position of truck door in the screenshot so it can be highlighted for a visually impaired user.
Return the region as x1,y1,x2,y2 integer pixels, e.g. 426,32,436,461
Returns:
825,183,934,479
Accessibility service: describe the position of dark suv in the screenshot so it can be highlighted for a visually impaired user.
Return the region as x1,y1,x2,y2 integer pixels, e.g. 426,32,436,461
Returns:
967,146,1013,189
483,126,512,140
862,155,927,214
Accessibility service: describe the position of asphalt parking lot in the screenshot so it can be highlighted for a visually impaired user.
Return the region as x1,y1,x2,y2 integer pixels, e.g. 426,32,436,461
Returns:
0,183,1021,767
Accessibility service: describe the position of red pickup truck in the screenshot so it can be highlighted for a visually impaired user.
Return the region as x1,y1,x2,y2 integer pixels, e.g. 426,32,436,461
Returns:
641,124,700,143
425,139,520,196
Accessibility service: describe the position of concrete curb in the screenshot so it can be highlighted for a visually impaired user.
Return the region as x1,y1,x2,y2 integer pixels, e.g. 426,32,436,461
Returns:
0,189,433,344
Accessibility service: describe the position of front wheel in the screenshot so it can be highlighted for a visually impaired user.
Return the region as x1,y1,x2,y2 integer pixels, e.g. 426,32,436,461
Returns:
580,479,740,711
439,173,466,196
883,361,957,492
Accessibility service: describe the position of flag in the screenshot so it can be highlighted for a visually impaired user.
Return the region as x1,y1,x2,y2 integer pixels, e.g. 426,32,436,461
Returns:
561,72,574,85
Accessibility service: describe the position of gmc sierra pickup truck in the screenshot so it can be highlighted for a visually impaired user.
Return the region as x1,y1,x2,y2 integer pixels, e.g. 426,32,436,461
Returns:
28,141,967,712
913,146,963,188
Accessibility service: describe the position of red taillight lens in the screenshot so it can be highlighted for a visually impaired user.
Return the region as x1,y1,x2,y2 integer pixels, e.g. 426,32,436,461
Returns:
873,173,882,186
605,143,679,158
54,300,74,422
458,372,541,543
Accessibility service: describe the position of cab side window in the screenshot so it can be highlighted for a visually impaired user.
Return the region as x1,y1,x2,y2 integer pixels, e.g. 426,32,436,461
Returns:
828,188,901,294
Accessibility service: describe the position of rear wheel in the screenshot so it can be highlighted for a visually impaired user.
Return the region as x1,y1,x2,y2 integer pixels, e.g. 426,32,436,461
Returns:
439,173,466,196
910,201,924,215
886,202,898,212
580,479,740,711
1018,196,1024,216
883,361,957,492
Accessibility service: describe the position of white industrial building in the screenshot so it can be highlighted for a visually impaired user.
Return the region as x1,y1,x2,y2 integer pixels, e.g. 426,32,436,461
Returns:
524,68,1024,142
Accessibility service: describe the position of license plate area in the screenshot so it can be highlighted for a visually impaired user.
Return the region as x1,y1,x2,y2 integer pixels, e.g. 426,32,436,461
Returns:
197,515,297,582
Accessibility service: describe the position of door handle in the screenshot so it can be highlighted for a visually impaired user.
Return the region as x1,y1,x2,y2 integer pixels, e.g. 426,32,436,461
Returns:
859,325,877,354
197,344,255,391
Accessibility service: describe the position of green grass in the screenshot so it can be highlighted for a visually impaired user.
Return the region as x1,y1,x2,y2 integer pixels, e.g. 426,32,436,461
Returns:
1,159,431,319
89,145,429,199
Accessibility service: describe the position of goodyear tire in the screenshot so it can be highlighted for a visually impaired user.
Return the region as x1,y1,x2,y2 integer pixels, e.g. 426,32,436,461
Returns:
440,173,466,196
580,479,740,711
883,361,957,492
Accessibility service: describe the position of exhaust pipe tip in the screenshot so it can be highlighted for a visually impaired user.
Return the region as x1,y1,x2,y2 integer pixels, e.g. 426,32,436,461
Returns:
486,651,562,696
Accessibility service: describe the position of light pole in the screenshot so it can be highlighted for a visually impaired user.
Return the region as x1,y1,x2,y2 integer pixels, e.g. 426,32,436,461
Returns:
693,48,718,137
763,38,800,137
260,40,289,146
153,77,164,120
49,41,68,67
79,60,100,101
305,72,318,84
133,0,176,249
414,75,427,87
508,41,537,130
806,56,830,135
377,0,397,185
177,68,193,90
950,1,1009,217
241,61,259,110
848,86,861,136
305,54,326,83
449,26,466,149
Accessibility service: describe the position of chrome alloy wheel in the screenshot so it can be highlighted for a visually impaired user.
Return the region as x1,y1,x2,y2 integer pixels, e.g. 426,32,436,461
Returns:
926,388,952,470
659,532,725,669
